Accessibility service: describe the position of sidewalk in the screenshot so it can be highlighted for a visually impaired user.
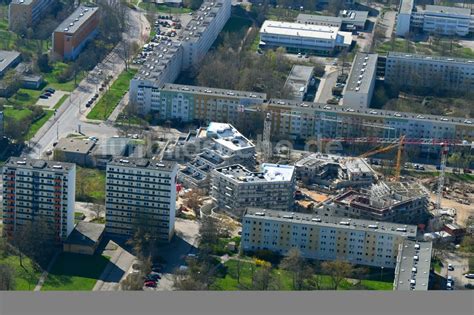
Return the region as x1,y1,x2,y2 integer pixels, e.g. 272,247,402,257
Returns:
34,251,60,291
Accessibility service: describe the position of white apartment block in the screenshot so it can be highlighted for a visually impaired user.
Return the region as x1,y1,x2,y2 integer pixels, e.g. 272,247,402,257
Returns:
211,164,296,217
2,157,76,242
385,52,474,91
259,20,352,55
181,0,231,70
396,0,474,37
343,52,378,108
105,158,178,242
295,153,376,190
393,239,432,291
241,208,418,268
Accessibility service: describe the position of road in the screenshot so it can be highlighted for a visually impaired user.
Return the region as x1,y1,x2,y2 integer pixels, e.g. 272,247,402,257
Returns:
440,251,473,290
25,8,150,159
314,65,338,104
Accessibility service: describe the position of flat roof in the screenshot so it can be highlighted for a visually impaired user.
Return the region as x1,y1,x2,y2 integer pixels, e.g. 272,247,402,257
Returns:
161,83,266,100
133,41,182,82
346,52,378,94
108,157,177,172
206,122,254,151
215,164,294,183
295,153,375,175
260,20,342,40
55,6,98,34
56,138,96,154
399,0,414,14
284,65,314,100
10,0,35,5
393,240,432,291
339,10,369,24
296,13,342,25
181,0,227,43
4,157,75,172
422,5,471,16
64,222,105,247
0,50,21,74
387,51,474,65
244,208,418,237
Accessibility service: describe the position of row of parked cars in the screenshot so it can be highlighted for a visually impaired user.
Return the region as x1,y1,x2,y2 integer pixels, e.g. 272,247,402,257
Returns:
144,263,163,288
39,87,56,99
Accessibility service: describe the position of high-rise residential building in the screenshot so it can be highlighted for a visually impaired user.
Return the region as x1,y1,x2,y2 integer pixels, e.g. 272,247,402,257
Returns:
2,157,76,242
393,239,432,291
395,0,414,36
342,52,378,108
384,52,474,92
211,163,296,217
259,20,352,55
52,6,100,60
241,208,417,268
105,158,178,242
0,111,4,137
317,181,429,224
8,0,54,32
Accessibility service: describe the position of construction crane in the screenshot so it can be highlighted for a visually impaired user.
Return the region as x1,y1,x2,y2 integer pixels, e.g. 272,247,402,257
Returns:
436,143,449,210
262,113,272,161
358,135,406,181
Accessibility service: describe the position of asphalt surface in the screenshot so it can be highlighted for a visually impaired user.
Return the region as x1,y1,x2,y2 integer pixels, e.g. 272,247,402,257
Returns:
441,251,473,290
314,65,338,104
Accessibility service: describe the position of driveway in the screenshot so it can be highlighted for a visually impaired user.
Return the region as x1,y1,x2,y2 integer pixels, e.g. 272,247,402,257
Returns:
36,91,69,109
441,251,473,290
314,65,338,104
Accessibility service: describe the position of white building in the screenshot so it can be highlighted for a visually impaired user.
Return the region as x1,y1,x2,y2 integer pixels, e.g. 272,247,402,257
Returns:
393,240,432,290
343,52,378,108
211,163,296,217
283,65,315,101
395,0,414,36
241,208,418,268
2,157,76,242
105,158,178,242
259,20,352,55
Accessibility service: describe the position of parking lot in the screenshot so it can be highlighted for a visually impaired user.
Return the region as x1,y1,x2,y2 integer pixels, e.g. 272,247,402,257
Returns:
36,90,69,109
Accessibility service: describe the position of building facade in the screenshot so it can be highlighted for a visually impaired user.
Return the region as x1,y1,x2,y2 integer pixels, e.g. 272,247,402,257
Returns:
52,6,99,60
2,157,76,242
317,181,429,224
259,20,352,55
395,0,414,36
8,0,54,32
241,208,417,268
343,52,378,108
105,158,177,242
211,163,296,217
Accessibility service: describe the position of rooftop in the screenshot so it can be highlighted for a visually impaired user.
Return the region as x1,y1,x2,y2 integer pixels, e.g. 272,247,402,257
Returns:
10,0,34,5
421,5,471,16
393,240,432,291
64,222,105,247
387,51,474,65
215,163,294,183
295,153,375,175
205,122,255,151
296,13,342,25
400,0,414,14
244,208,418,237
284,65,314,100
56,138,96,154
133,41,182,82
345,52,378,94
55,6,98,34
339,10,369,24
93,137,130,157
108,157,177,172
260,20,342,40
181,0,227,43
4,157,75,172
0,50,21,74
161,83,266,100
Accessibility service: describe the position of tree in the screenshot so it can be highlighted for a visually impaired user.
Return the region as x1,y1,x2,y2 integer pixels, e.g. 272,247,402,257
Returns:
279,249,311,290
321,261,354,290
91,204,104,220
1,70,22,98
37,53,52,73
0,264,15,291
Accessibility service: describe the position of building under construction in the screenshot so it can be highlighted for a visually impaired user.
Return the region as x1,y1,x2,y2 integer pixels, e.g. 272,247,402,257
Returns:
317,181,430,224
295,153,377,190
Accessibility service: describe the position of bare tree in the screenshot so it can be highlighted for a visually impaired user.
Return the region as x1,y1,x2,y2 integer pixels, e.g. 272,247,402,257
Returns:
0,264,15,291
279,249,311,290
321,261,354,290
91,204,105,220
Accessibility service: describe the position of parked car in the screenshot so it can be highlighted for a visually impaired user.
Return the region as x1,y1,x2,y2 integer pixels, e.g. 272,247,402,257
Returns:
446,282,453,290
85,103,91,108
45,88,55,94
39,94,49,99
464,273,474,279
144,281,157,288
448,264,454,271
145,274,161,281
463,168,472,174
44,92,52,97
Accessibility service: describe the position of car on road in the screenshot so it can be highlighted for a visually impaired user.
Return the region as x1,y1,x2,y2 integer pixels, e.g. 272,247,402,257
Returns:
446,281,453,290
297,53,302,58
464,273,474,279
448,264,454,271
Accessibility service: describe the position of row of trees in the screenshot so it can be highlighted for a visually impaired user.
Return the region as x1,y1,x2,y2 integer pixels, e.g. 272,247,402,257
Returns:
1,104,46,143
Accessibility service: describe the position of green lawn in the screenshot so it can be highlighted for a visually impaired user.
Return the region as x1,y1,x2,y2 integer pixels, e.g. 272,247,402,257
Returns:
42,62,86,92
377,38,474,59
7,89,43,107
54,94,69,110
266,7,321,21
138,3,192,14
3,107,54,140
3,107,32,121
76,166,106,204
0,252,42,290
74,212,85,224
26,110,54,140
87,69,137,120
41,253,110,291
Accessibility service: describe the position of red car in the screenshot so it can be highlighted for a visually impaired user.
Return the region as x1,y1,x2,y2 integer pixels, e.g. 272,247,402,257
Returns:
144,281,157,288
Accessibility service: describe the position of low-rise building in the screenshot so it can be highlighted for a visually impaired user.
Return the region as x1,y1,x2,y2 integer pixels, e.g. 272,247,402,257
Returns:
0,50,21,77
105,158,178,242
8,0,54,32
211,163,296,217
241,208,417,268
54,138,97,167
317,181,429,224
63,221,105,255
343,52,378,108
297,10,368,31
393,240,432,290
295,153,376,190
2,157,76,243
283,65,315,101
259,20,352,55
52,6,100,60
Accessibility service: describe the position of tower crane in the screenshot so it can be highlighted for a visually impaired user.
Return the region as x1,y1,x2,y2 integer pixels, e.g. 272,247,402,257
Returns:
436,143,449,210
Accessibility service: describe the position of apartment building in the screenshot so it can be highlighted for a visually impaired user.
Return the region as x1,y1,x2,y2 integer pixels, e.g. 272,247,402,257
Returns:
295,153,376,190
395,0,414,36
384,52,474,92
181,0,231,70
317,181,429,224
343,52,378,108
259,21,352,55
142,83,266,119
211,164,296,217
263,99,474,142
2,157,76,242
241,208,417,268
0,111,3,137
52,6,100,60
8,0,54,32
105,158,178,242
179,122,256,190
393,239,432,291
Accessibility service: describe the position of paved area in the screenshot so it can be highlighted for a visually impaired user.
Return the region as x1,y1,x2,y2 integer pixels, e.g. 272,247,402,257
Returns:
381,10,397,39
36,91,69,109
458,39,474,51
441,251,473,290
74,202,105,222
314,65,338,104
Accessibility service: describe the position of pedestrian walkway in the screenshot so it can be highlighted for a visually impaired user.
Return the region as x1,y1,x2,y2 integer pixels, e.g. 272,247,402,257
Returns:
34,251,60,291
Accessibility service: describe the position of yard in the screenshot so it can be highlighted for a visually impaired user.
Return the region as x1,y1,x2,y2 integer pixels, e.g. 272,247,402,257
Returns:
41,253,110,291
3,106,54,140
138,3,192,14
0,252,42,290
86,69,137,120
211,259,393,291
76,166,106,204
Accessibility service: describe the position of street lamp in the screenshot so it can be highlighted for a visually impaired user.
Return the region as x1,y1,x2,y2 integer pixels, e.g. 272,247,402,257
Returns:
380,266,384,281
